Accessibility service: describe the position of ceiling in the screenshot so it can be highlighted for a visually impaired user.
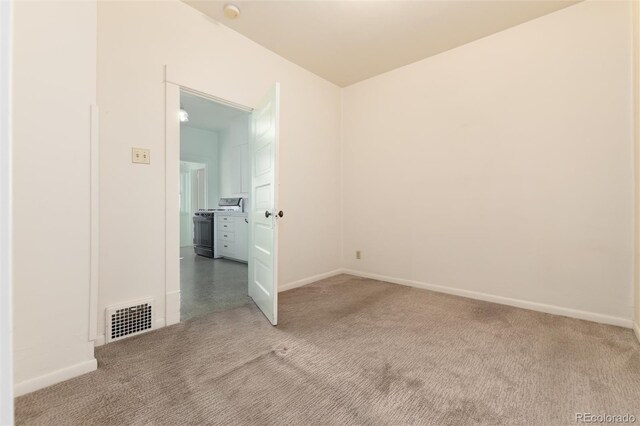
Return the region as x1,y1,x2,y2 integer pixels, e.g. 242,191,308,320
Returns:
180,91,248,132
183,0,579,87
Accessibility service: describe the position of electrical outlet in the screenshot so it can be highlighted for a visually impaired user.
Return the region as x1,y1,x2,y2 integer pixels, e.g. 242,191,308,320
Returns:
132,147,150,164
356,250,361,260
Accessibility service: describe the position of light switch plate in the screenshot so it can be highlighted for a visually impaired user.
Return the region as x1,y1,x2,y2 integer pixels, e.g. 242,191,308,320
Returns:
132,147,150,164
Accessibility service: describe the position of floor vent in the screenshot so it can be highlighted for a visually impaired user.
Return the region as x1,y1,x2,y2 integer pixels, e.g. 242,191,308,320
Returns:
106,299,154,343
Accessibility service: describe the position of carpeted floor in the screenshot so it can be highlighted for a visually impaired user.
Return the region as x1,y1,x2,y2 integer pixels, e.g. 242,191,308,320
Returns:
15,275,640,425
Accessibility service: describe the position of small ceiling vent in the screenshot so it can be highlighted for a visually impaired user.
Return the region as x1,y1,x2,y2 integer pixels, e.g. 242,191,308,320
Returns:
106,299,154,343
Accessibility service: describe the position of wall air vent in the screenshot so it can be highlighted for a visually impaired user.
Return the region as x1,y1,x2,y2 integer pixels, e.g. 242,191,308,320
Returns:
105,298,154,343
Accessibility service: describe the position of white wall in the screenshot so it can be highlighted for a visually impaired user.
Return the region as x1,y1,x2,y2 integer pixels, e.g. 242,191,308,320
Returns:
12,1,97,393
180,125,219,206
219,114,250,198
342,0,634,325
0,0,13,421
634,0,640,338
97,0,342,337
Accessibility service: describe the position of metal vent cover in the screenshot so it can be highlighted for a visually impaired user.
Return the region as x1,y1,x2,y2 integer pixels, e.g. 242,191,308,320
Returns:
106,298,154,343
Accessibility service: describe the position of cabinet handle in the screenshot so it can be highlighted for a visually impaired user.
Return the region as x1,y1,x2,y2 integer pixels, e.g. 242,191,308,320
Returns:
244,218,248,223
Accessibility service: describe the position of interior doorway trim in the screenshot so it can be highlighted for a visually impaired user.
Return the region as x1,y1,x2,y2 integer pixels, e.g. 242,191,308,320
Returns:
163,65,253,326
89,105,99,343
179,87,252,114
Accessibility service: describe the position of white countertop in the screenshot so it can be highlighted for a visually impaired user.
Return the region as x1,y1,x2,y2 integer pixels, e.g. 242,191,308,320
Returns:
215,211,247,217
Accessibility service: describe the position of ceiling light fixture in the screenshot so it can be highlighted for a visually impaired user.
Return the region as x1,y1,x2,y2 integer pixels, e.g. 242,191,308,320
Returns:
223,4,241,19
179,108,189,123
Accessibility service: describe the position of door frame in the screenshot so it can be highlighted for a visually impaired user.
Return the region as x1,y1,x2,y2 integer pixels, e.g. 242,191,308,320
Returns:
163,65,254,326
179,161,207,247
180,160,208,210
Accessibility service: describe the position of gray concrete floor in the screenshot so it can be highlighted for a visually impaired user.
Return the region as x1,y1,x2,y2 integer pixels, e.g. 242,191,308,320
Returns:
180,246,250,321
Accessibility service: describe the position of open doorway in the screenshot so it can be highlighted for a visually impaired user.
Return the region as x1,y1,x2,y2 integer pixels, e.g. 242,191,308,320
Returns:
179,90,252,321
165,78,281,327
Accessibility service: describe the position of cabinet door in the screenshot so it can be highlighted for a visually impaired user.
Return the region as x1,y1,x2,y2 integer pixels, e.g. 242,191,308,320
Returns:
240,144,249,194
230,145,242,194
218,240,235,257
235,215,249,262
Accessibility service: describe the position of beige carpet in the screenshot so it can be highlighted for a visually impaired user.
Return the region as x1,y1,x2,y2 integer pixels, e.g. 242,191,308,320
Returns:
15,275,640,425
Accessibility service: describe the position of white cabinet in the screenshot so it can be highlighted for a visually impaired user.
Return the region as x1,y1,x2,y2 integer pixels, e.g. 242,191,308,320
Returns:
240,144,249,194
234,215,248,262
216,214,248,262
229,145,242,194
227,144,249,195
219,114,250,196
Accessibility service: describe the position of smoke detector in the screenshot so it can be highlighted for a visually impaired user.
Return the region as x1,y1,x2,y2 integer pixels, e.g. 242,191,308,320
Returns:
224,4,240,19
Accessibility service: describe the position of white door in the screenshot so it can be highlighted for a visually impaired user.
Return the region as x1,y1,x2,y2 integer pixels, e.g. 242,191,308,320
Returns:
249,83,280,325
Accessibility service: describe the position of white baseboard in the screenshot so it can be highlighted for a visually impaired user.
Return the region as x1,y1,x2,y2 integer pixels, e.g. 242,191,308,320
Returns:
634,323,640,343
343,269,632,329
94,317,167,347
165,290,180,326
93,334,105,347
14,358,97,397
279,268,346,292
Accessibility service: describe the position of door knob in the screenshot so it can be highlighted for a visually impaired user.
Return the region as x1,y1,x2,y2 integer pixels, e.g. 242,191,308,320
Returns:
277,210,284,218
265,210,272,218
